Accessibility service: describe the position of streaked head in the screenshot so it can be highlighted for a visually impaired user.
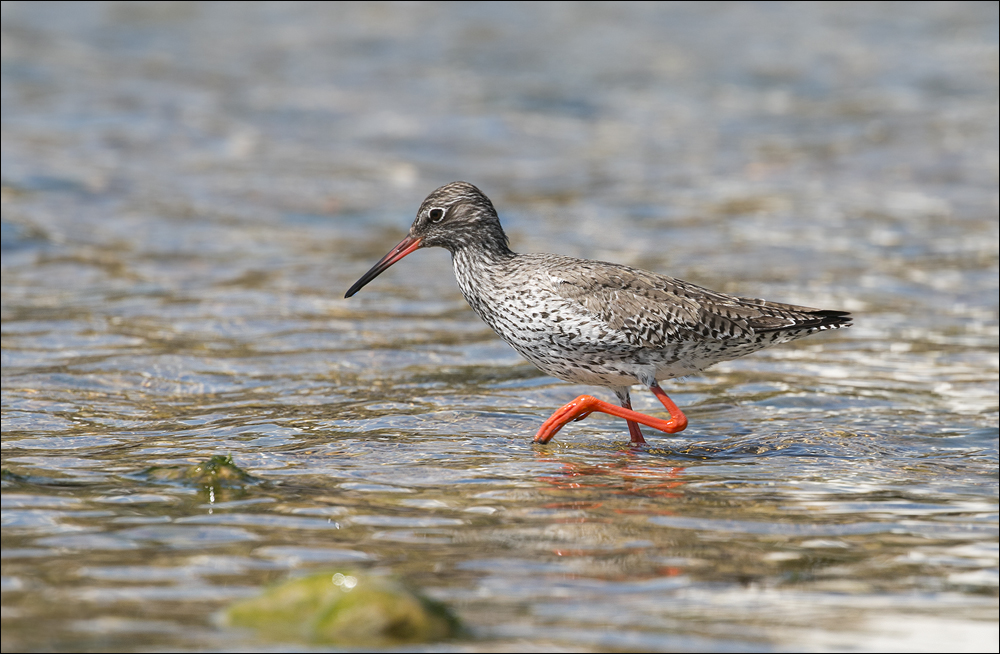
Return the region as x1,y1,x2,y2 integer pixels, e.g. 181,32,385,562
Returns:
344,181,510,298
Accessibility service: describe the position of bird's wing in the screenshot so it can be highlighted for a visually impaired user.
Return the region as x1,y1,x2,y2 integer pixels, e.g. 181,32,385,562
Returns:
538,257,843,348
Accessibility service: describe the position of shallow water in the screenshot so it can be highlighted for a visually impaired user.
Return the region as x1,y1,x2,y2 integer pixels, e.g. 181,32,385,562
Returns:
2,2,998,651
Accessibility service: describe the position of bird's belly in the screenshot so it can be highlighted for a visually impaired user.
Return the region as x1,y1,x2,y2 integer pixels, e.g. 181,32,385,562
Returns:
510,338,722,386
516,344,654,386
484,313,716,387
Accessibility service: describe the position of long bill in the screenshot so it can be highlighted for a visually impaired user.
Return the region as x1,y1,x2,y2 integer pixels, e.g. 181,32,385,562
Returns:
344,235,423,298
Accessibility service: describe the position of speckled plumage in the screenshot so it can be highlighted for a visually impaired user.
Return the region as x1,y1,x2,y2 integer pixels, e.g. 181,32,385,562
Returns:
346,181,852,443
453,249,848,387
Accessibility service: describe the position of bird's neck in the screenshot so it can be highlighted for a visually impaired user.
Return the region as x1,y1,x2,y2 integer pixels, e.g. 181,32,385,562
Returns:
449,236,516,266
450,242,516,299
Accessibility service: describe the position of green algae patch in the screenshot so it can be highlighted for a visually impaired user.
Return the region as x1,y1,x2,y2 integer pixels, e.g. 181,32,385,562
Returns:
1,468,28,483
142,455,257,489
225,570,460,646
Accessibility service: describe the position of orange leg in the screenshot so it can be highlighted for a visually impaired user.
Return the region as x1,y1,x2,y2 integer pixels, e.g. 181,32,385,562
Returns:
649,383,688,433
621,395,647,445
534,382,688,444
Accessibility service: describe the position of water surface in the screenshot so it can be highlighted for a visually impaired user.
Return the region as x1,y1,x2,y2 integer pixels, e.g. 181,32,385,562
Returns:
2,2,997,651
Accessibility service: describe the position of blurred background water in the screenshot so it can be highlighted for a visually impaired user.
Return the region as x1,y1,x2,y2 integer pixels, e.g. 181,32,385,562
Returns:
2,2,997,651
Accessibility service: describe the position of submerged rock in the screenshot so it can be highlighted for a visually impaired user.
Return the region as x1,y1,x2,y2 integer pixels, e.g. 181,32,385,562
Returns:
142,454,256,488
225,570,460,646
140,454,259,502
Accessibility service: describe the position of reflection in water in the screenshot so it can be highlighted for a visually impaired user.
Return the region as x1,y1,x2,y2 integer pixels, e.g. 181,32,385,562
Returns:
1,1,997,651
537,449,686,500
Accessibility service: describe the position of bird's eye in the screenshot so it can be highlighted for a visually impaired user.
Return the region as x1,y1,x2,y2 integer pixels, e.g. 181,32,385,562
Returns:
428,208,445,223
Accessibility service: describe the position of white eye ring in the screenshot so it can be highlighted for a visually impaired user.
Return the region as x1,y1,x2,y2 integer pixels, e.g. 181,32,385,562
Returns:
428,207,445,223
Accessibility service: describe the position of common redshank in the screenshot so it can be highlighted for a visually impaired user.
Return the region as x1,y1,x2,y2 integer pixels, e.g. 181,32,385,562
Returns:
345,182,851,444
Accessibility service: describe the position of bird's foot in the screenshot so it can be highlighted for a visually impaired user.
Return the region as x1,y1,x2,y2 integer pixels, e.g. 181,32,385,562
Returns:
533,391,687,444
534,395,602,443
626,420,647,445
